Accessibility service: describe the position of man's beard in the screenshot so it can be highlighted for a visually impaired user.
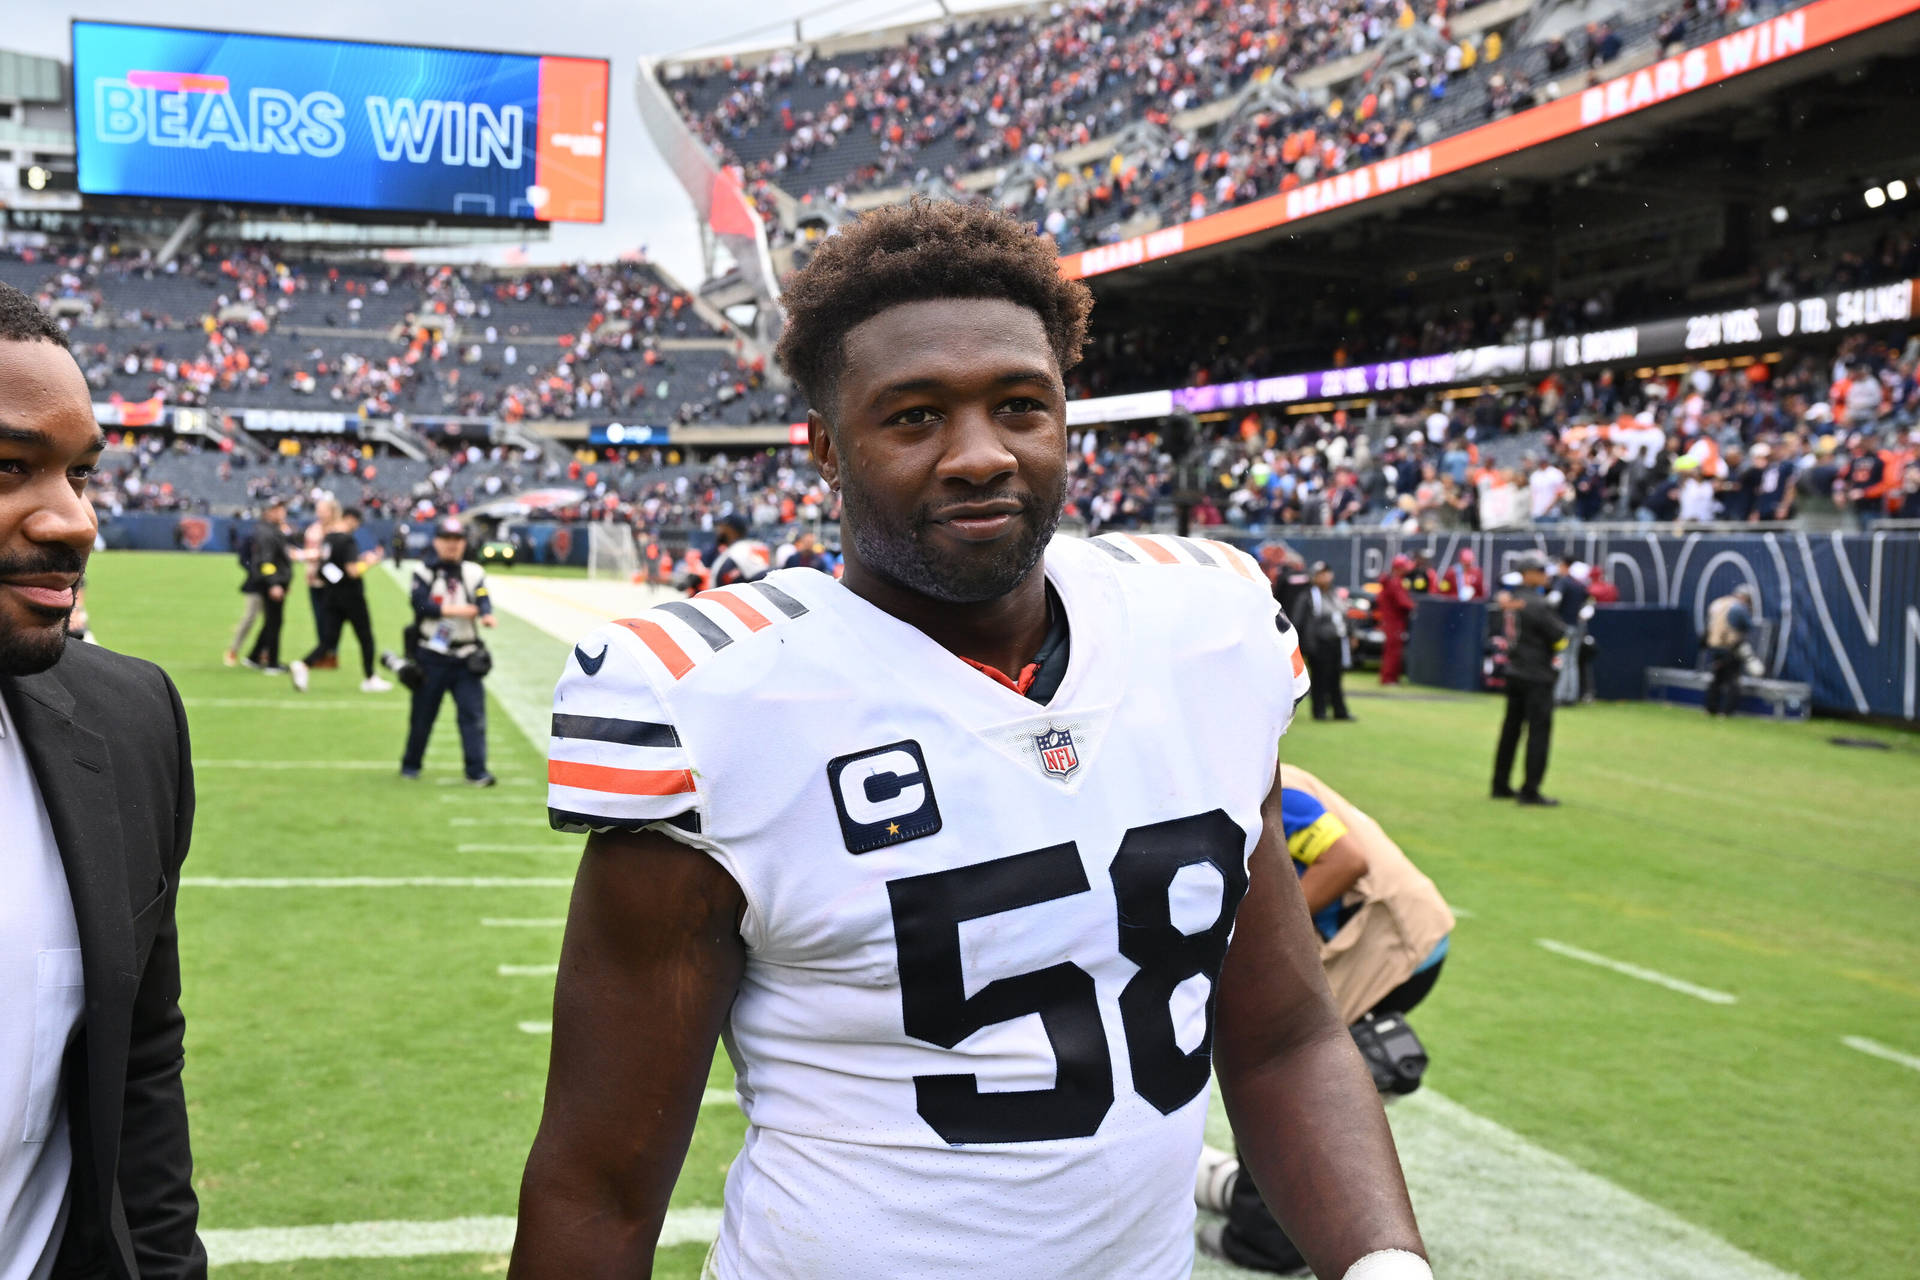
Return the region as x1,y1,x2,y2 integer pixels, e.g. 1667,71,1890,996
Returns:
840,469,1066,605
0,546,86,677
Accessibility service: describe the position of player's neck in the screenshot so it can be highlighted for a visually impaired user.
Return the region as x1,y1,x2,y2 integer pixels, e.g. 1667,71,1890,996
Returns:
842,560,1052,679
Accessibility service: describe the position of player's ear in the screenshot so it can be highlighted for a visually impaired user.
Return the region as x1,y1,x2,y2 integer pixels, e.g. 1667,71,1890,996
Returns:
809,410,839,491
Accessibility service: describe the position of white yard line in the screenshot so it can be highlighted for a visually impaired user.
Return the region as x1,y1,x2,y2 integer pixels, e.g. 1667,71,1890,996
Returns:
1841,1035,1920,1073
194,759,402,770
184,698,381,710
498,964,558,977
183,877,572,889
451,817,554,827
516,1021,551,1035
481,918,567,927
457,843,571,853
1535,938,1738,1005
202,1207,723,1265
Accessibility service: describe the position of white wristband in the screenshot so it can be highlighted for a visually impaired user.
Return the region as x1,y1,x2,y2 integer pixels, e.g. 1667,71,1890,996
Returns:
1341,1248,1433,1280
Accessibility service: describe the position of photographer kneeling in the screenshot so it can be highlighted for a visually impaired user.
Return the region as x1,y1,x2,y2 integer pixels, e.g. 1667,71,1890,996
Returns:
1198,765,1455,1273
398,517,497,786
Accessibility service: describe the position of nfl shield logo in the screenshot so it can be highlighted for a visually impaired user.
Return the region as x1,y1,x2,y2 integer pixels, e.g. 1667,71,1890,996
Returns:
1034,726,1080,779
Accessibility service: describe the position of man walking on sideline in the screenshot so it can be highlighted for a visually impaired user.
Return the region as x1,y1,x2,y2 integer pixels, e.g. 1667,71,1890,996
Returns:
290,507,387,694
0,280,205,1277
1703,585,1754,717
299,496,340,670
1301,560,1353,722
400,518,495,784
1491,553,1569,806
241,499,292,674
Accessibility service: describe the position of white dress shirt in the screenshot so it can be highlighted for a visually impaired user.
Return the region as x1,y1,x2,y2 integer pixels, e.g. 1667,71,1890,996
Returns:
0,693,85,1280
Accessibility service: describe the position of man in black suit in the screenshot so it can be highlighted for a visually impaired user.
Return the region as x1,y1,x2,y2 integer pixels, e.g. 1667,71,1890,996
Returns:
1490,553,1570,807
0,282,204,1278
1300,560,1354,722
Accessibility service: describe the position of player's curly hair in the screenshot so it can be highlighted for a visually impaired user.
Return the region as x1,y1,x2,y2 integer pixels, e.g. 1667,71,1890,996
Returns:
774,198,1092,414
0,281,69,350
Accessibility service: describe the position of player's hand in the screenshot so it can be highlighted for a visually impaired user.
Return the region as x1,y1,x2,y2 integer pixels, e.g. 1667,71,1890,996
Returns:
480,614,498,628
269,585,285,601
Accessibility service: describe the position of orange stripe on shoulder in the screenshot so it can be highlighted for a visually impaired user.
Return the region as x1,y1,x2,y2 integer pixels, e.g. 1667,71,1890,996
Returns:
549,759,696,796
616,617,694,680
1204,540,1259,580
696,587,772,632
1291,645,1307,678
1124,533,1179,564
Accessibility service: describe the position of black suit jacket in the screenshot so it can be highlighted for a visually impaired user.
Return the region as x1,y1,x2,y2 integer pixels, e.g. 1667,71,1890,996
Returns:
1,641,205,1280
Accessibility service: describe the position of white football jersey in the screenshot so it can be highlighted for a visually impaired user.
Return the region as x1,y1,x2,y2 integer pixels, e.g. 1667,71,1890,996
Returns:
548,532,1310,1279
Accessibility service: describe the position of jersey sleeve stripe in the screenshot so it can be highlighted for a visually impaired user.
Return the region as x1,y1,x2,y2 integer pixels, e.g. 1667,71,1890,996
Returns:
615,617,695,680
697,587,773,631
656,600,735,653
1291,645,1307,678
1122,533,1180,564
1087,536,1137,562
1174,537,1219,567
549,806,702,835
1203,540,1260,580
551,713,681,749
748,579,809,619
548,758,697,796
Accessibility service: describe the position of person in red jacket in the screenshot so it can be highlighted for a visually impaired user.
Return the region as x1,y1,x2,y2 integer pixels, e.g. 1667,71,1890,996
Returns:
1376,555,1414,685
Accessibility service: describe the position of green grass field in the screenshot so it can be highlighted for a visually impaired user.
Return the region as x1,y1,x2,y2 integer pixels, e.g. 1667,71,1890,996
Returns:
79,551,1918,1278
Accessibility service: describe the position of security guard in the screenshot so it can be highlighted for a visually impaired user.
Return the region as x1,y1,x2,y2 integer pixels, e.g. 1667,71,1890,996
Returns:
400,517,497,785
1491,552,1569,806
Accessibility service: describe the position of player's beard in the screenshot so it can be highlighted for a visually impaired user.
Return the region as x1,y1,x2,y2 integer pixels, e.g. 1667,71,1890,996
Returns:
840,468,1067,605
0,546,85,676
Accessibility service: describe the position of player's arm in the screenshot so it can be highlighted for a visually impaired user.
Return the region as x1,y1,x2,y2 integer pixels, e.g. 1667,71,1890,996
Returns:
509,829,746,1278
1213,771,1425,1278
1298,831,1368,915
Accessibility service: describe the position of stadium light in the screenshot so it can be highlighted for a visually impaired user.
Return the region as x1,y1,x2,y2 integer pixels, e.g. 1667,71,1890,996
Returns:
1888,179,1910,201
1770,205,1788,223
1864,186,1887,209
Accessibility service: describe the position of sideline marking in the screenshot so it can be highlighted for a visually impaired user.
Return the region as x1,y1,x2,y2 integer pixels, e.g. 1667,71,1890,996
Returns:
1536,939,1737,1005
1450,906,1476,919
184,877,572,889
451,817,554,827
457,843,571,853
1842,1035,1920,1074
498,964,558,977
481,918,566,928
439,794,530,803
517,1021,551,1034
201,1208,723,1264
195,759,402,770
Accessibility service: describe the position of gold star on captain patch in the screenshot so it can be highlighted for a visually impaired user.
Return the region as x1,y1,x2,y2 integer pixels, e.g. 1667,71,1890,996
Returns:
887,822,901,836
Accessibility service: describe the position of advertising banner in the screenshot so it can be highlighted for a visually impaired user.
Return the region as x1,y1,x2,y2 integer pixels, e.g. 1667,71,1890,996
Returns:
72,21,608,222
1059,0,1920,280
1239,529,1920,720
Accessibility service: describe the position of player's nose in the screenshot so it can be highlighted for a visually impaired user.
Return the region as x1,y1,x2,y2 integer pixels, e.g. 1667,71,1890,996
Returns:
935,405,1018,489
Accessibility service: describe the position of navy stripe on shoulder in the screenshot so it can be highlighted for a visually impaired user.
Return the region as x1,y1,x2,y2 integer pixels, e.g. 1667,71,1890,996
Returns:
551,713,681,749
548,807,703,835
1175,537,1219,567
656,600,734,652
1088,537,1137,562
748,580,809,618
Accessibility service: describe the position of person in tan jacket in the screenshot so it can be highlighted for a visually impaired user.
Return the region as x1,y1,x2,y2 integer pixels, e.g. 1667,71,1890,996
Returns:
1198,765,1454,1272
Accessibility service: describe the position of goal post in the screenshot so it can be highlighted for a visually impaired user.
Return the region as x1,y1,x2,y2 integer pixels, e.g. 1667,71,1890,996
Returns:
587,522,642,582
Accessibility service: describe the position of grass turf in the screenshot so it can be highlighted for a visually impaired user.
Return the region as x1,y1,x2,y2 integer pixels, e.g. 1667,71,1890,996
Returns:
78,552,1917,1278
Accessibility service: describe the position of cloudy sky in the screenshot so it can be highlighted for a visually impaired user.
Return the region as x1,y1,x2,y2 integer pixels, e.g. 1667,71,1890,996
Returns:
15,0,1004,286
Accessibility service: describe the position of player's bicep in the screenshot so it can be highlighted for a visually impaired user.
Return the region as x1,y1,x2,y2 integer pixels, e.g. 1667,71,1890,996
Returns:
532,828,745,1208
1214,774,1348,1077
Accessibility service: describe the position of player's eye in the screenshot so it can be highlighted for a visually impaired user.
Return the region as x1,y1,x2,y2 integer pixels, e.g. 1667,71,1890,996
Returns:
999,397,1046,415
887,407,942,426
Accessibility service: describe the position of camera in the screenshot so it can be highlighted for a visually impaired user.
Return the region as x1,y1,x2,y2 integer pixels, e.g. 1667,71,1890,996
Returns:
380,649,424,691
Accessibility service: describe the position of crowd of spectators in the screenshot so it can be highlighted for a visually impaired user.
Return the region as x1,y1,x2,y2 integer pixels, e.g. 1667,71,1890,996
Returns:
1,237,792,426
671,0,1790,256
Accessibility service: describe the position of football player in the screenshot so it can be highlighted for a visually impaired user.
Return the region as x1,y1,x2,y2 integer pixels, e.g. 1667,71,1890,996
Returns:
512,200,1428,1280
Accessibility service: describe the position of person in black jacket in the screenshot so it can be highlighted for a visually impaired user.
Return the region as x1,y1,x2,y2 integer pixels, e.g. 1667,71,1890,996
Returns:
401,518,496,785
1300,560,1354,722
1491,553,1570,806
241,500,293,674
0,280,204,1278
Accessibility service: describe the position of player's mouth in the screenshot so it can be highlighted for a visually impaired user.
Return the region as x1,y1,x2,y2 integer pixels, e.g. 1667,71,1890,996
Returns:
931,501,1025,542
0,574,79,614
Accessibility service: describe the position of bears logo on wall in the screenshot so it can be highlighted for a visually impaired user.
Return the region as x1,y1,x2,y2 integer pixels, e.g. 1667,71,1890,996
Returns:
550,526,574,564
178,516,211,550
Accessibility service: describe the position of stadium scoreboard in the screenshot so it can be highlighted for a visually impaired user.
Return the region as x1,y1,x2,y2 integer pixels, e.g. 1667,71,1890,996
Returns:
70,21,609,223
